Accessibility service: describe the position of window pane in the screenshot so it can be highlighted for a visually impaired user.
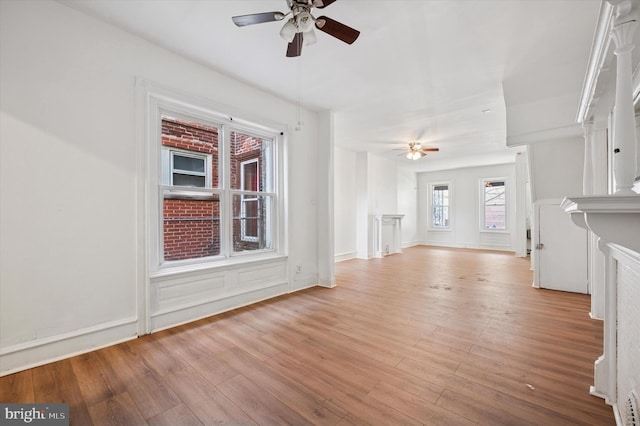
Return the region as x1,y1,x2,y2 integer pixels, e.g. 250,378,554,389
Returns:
484,181,505,205
232,194,271,253
432,185,449,227
230,131,272,191
173,173,206,187
485,205,506,230
162,115,219,188
163,197,220,261
483,180,506,230
174,154,205,173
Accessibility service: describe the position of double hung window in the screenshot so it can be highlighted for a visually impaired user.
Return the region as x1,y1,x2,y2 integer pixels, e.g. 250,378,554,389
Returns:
431,184,450,228
149,102,279,268
482,179,506,230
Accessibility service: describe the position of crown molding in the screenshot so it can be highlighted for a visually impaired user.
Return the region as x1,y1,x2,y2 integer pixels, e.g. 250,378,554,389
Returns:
577,1,615,124
578,1,640,124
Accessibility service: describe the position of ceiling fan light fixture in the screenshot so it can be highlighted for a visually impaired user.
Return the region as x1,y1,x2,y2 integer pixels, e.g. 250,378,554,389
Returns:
303,28,317,46
411,151,422,160
406,152,413,160
296,11,314,32
280,19,297,42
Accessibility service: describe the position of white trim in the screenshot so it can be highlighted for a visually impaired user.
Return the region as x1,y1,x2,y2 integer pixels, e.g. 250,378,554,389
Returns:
135,78,150,336
417,243,514,253
335,251,357,262
0,317,138,376
577,1,616,124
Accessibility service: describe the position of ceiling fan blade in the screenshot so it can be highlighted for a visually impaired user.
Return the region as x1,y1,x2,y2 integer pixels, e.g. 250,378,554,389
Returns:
232,12,284,27
420,148,440,152
313,0,338,8
286,32,303,57
315,16,360,44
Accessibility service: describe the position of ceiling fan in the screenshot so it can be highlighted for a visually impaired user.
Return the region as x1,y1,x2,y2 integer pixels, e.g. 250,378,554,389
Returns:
395,142,440,160
232,0,360,57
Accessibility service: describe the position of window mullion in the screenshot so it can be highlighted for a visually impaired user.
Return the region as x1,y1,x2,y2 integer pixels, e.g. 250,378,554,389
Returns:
221,124,232,258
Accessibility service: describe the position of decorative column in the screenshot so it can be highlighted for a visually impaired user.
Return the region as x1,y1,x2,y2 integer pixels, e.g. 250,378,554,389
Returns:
610,4,639,194
582,122,608,319
591,239,616,404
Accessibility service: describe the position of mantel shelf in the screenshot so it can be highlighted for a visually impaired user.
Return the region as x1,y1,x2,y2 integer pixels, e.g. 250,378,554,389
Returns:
374,214,405,220
561,195,640,253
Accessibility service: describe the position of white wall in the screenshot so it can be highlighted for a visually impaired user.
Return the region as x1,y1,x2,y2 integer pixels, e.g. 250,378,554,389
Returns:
0,1,323,374
528,136,584,202
367,154,398,215
334,146,357,261
397,168,419,247
418,163,517,251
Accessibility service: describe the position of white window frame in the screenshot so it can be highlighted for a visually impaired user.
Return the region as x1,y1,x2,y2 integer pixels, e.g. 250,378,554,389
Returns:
139,80,285,276
480,177,507,232
429,182,451,230
240,158,259,242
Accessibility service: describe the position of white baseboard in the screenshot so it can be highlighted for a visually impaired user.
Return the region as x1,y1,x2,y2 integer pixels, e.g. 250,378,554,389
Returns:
419,242,514,252
317,276,336,288
334,251,357,262
0,317,138,376
402,241,421,249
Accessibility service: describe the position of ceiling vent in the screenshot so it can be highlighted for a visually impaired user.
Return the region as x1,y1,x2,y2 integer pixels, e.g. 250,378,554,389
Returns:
623,390,639,426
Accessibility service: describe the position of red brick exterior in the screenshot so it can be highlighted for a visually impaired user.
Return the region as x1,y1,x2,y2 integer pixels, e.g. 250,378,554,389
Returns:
161,116,265,261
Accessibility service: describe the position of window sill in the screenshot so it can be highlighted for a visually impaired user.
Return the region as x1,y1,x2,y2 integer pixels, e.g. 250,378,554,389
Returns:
479,229,509,234
427,228,452,232
150,252,287,280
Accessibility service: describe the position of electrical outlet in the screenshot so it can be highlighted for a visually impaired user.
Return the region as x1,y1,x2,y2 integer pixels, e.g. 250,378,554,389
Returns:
296,265,301,274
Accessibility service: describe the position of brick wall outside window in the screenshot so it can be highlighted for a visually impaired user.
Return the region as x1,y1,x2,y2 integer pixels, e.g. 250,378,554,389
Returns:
161,117,263,261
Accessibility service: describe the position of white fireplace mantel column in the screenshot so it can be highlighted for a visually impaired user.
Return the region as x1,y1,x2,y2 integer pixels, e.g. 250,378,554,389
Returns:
610,4,639,194
581,122,609,319
562,194,640,405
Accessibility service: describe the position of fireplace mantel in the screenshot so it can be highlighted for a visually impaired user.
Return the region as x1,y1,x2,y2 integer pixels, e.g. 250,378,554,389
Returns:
373,214,404,258
561,195,640,253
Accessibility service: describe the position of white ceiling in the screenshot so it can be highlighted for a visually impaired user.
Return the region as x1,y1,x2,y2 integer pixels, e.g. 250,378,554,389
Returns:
60,0,601,171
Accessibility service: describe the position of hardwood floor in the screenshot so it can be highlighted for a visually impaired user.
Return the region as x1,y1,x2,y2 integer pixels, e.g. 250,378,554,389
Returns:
1,246,614,425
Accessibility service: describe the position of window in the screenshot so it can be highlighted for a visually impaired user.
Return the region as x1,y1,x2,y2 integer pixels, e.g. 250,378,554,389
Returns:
431,184,450,228
171,152,207,187
483,179,506,230
152,108,278,266
162,149,212,188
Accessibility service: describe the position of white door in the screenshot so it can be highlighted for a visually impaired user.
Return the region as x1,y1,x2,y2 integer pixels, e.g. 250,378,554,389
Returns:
537,203,588,293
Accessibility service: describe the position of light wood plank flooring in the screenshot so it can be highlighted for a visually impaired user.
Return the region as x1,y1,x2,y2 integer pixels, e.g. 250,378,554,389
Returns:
1,246,613,425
